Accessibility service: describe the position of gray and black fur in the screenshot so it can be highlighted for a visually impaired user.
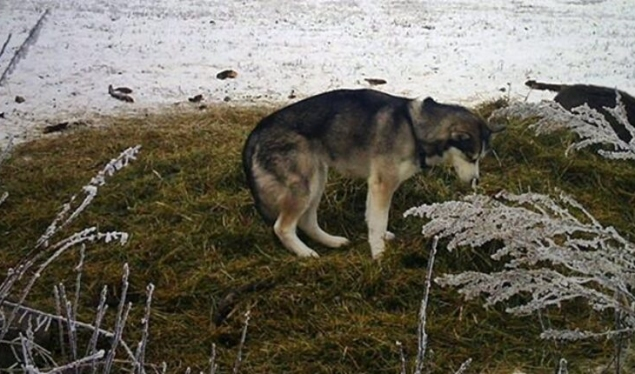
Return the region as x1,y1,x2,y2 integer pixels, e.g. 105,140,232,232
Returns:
526,80,635,142
243,89,504,259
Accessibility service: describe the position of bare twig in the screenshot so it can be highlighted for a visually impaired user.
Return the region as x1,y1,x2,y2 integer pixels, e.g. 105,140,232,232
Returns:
0,33,12,60
0,9,49,86
2,328,56,369
103,264,132,374
413,237,438,374
209,344,218,374
88,286,108,374
2,301,137,363
73,246,85,324
58,284,79,373
53,286,67,359
19,327,36,370
43,350,105,374
395,340,407,374
232,309,251,374
614,307,625,374
134,284,155,374
454,358,473,374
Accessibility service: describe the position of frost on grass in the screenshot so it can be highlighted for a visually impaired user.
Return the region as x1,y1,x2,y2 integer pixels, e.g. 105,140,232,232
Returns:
489,91,635,160
1,144,247,373
36,144,141,249
404,191,635,341
0,146,151,372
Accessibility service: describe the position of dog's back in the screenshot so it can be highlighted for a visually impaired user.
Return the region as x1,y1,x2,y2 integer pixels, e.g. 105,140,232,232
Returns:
245,89,409,142
526,80,635,142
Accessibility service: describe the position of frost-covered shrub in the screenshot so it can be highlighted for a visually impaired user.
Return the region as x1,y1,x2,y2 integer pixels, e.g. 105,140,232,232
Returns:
0,144,249,373
405,191,634,370
489,92,635,160
0,146,148,372
405,191,634,334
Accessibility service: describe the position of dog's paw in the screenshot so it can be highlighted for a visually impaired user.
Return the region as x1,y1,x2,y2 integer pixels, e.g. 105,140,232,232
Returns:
323,235,350,248
312,230,350,248
297,249,320,258
371,248,385,261
384,231,396,241
369,237,386,260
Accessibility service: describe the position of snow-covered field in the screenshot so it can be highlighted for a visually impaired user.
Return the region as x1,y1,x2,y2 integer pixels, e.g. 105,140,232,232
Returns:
1,0,634,147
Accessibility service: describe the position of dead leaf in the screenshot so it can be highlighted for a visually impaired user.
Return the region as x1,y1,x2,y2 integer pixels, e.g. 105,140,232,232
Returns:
364,78,387,86
217,69,238,80
188,94,203,103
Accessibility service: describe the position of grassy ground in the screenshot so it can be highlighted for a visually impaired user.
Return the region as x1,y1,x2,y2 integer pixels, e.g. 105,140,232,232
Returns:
1,100,634,373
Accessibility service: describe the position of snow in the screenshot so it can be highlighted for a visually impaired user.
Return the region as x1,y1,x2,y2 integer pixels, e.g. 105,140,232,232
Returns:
1,0,634,147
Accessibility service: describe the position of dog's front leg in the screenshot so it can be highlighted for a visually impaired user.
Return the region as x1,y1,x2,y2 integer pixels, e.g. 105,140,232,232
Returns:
366,176,397,260
366,193,395,241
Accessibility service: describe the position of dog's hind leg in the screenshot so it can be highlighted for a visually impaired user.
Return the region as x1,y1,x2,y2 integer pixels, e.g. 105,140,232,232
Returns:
273,187,320,258
298,164,350,248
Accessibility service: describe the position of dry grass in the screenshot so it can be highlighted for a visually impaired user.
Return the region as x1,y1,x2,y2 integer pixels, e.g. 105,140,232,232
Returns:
1,101,634,373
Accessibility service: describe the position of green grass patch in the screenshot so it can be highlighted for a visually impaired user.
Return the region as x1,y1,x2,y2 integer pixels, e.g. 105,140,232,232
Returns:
1,102,633,373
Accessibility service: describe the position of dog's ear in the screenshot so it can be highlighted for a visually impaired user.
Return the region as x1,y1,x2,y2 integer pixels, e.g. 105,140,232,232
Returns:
422,97,437,109
486,120,506,133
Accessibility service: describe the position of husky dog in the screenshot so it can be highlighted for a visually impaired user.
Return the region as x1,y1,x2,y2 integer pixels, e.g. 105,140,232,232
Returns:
525,80,635,143
242,89,504,259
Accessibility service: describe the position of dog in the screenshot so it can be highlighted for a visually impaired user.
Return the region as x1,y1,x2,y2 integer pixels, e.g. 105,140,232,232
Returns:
242,89,505,259
525,80,635,143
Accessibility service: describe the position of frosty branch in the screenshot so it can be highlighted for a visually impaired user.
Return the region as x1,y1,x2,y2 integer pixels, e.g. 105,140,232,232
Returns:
0,144,238,373
1,145,141,312
0,146,146,372
36,144,142,249
404,191,635,341
489,92,635,160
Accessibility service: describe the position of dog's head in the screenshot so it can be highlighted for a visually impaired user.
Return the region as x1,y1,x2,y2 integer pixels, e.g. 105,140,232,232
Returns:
411,97,505,185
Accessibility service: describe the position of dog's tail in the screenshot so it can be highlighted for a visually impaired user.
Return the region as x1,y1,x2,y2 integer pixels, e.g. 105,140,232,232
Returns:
525,80,566,92
242,129,277,225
